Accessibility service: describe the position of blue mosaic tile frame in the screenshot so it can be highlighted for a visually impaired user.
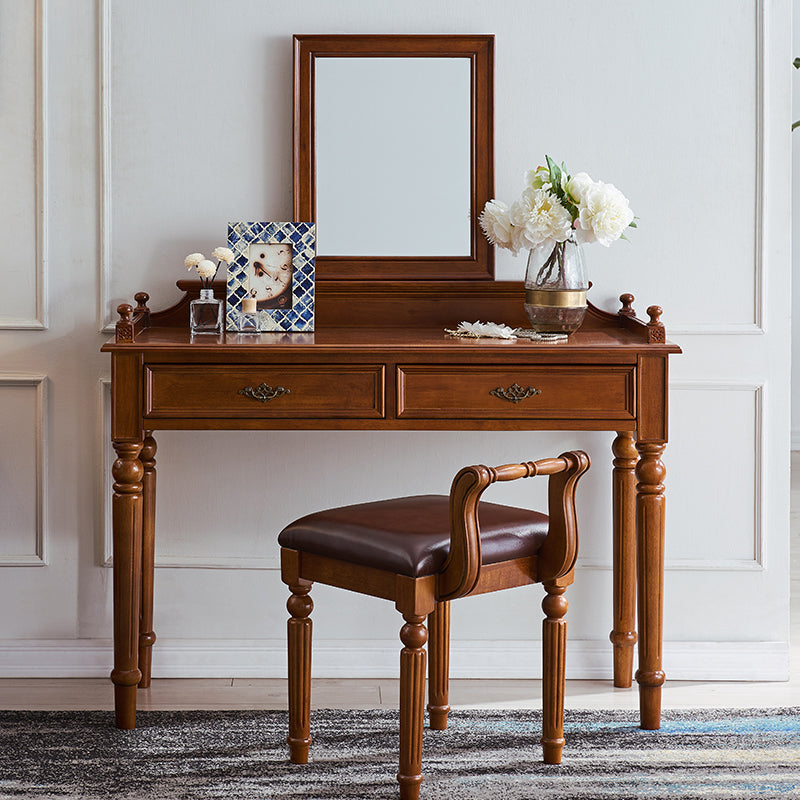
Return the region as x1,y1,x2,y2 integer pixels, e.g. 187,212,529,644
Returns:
226,221,315,332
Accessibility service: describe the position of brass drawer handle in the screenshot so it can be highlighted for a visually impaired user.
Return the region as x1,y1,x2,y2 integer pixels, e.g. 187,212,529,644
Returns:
490,383,542,404
238,383,291,403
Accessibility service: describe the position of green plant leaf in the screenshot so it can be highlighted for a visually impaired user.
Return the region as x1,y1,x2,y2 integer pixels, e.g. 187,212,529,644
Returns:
628,221,638,228
794,57,800,69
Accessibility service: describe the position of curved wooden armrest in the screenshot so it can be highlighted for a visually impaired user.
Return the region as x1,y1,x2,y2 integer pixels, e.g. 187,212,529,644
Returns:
438,451,590,600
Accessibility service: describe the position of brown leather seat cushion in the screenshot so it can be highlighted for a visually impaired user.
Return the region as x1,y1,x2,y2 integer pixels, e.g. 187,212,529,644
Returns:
278,495,550,577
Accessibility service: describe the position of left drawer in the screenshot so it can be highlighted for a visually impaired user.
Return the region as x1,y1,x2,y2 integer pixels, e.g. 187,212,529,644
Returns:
144,364,385,418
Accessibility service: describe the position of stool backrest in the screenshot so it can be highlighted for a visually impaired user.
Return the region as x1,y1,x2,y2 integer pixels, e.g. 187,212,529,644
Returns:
438,450,590,600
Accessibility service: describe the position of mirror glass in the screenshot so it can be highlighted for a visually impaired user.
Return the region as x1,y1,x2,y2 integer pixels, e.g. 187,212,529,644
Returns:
315,57,471,257
294,35,494,281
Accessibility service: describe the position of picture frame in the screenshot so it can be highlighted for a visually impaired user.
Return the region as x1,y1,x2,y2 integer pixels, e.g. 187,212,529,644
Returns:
226,221,315,332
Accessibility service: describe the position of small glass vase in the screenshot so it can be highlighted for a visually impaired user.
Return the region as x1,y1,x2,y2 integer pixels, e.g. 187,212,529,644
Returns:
190,288,223,334
524,234,588,333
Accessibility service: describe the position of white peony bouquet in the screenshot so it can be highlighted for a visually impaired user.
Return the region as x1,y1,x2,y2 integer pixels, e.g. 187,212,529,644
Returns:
184,247,234,289
479,156,636,255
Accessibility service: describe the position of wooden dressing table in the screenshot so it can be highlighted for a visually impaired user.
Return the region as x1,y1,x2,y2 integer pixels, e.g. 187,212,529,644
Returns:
102,279,681,731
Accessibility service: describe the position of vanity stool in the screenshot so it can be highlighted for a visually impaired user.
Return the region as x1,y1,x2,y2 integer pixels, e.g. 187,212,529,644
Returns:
279,450,589,800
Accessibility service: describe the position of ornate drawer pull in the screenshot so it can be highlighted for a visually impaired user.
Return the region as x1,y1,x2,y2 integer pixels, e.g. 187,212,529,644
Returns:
490,383,542,404
238,383,291,403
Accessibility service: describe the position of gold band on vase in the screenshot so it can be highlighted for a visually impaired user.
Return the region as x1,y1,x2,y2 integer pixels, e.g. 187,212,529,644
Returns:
525,289,587,308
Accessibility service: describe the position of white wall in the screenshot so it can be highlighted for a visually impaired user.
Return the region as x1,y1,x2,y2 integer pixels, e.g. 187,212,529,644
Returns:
0,0,791,682
792,0,800,444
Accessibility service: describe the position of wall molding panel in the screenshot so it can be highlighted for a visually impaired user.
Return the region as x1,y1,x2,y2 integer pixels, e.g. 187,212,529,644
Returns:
579,380,765,572
0,0,48,329
670,0,765,336
98,379,279,569
0,376,48,566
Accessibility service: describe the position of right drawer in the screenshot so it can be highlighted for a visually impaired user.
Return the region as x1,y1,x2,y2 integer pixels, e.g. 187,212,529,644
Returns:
397,365,635,419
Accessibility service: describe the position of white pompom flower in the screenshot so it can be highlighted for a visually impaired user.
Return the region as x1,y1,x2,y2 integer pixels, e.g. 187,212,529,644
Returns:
479,199,515,251
195,259,217,279
211,246,234,264
184,252,205,270
577,182,635,247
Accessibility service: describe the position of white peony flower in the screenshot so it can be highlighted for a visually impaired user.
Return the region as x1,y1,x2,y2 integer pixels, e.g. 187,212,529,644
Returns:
195,259,217,279
479,199,515,251
211,246,234,264
566,172,593,205
184,252,205,270
509,188,573,250
577,181,635,247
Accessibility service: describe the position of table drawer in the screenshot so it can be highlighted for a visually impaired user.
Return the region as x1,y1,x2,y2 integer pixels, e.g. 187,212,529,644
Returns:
144,364,385,419
397,365,635,419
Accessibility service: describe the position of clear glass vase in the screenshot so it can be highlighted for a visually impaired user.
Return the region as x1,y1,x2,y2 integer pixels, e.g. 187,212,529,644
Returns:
524,234,588,333
189,288,223,334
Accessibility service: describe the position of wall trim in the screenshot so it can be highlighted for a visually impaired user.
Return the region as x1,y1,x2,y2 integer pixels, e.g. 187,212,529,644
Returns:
0,375,48,566
0,637,787,682
97,0,113,332
1,0,48,329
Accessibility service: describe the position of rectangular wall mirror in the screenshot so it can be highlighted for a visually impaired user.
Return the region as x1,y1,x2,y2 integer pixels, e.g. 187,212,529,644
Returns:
293,34,494,281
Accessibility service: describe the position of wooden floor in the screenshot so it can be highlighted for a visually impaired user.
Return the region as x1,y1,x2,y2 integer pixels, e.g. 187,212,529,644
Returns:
2,455,798,712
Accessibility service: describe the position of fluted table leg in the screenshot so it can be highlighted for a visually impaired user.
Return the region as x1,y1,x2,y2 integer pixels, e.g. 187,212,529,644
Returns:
610,432,638,688
111,441,143,729
635,442,667,730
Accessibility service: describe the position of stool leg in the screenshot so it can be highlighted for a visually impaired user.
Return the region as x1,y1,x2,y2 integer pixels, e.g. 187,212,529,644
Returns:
287,581,313,764
397,613,427,800
427,601,450,730
541,582,568,765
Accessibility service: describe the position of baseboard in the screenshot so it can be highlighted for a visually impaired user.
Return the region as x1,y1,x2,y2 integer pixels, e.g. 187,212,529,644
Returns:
0,638,789,681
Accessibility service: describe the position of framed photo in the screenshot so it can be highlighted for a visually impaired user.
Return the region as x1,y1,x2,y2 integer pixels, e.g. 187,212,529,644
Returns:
226,221,315,332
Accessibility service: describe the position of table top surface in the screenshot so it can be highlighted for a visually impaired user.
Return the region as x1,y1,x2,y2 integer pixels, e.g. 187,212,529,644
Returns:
102,325,682,355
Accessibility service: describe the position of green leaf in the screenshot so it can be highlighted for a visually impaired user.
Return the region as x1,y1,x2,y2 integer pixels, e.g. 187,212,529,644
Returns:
628,220,638,228
794,57,800,69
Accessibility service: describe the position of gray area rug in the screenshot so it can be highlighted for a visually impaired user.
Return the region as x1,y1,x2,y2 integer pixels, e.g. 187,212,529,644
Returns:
0,708,798,799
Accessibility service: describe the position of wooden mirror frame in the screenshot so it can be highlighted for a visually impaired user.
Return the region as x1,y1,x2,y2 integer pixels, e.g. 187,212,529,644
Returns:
293,34,494,282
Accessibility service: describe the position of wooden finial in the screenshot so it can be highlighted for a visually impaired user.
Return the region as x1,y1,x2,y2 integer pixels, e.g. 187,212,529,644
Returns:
618,293,635,317
134,292,150,313
115,304,135,342
645,305,666,343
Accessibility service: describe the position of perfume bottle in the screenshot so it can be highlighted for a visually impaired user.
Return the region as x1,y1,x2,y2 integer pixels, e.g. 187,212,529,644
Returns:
238,295,261,334
190,288,223,334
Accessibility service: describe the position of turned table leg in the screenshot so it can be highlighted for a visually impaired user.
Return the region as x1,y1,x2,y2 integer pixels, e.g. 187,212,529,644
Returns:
635,442,667,729
398,613,427,800
138,431,157,689
427,601,450,730
610,432,638,688
111,440,143,729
